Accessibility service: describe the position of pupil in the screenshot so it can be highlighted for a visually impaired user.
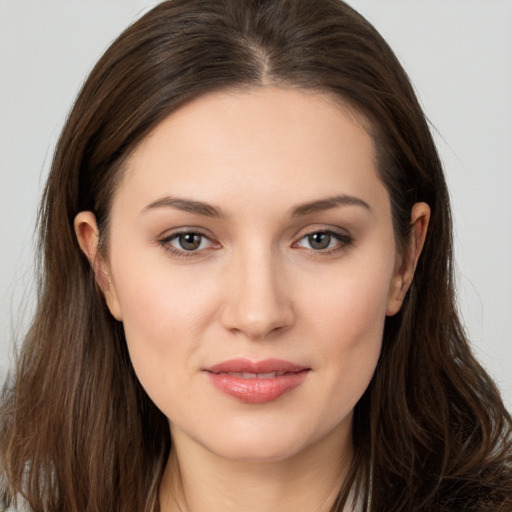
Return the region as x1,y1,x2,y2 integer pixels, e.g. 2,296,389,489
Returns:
180,233,201,250
309,232,330,250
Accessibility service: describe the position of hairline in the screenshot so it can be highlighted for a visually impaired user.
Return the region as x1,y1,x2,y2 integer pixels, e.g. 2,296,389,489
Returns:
96,82,392,256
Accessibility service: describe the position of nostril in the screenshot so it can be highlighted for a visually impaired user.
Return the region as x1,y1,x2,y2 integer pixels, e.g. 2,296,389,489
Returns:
221,305,295,340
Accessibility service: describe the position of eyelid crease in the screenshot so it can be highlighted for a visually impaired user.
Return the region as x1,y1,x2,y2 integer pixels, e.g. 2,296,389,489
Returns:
290,222,352,241
158,229,220,259
293,228,354,252
156,225,354,260
156,225,213,240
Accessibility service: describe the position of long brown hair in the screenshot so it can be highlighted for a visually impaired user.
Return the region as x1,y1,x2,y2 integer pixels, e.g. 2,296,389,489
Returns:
2,1,511,510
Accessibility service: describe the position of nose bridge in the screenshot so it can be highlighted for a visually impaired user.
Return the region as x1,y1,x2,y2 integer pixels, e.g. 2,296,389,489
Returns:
221,240,294,339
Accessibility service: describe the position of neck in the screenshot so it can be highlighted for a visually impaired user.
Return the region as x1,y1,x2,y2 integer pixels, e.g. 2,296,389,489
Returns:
159,421,353,512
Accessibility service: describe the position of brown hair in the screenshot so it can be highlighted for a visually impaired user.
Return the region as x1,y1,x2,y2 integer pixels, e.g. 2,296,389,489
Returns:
1,1,511,510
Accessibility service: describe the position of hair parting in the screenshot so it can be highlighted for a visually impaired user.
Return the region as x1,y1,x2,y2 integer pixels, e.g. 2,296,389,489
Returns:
1,1,511,511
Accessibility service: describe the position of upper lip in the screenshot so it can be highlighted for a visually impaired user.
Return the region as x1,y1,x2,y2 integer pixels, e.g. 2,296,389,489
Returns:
204,358,309,374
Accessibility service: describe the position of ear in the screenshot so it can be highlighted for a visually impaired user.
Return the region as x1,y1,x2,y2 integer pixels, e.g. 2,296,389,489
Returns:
386,202,430,316
74,211,122,321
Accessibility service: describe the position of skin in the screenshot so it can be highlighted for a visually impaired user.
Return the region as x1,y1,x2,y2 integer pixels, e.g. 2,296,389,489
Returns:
75,87,430,511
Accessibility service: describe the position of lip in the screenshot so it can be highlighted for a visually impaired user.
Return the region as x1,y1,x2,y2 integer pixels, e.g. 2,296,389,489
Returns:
203,358,310,404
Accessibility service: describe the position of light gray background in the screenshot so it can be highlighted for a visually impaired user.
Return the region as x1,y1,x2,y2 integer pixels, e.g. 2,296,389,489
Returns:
1,0,511,410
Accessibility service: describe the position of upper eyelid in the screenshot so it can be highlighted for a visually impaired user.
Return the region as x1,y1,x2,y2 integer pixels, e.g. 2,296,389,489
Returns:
291,224,351,240
158,226,214,240
158,231,219,258
157,229,218,254
292,226,354,251
156,225,352,246
294,229,352,245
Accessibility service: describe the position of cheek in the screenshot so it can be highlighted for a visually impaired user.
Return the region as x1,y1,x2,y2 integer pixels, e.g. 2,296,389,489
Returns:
108,249,221,388
304,254,394,345
324,275,387,377
300,252,395,400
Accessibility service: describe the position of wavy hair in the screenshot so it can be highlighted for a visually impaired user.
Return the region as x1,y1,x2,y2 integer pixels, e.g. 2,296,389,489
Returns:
1,1,511,510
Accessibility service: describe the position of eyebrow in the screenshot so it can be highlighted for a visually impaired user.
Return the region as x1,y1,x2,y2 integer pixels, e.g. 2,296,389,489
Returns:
142,196,223,218
291,195,371,217
141,193,371,218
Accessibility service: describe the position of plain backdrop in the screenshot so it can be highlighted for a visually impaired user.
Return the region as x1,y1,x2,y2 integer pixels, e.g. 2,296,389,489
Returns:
1,0,511,410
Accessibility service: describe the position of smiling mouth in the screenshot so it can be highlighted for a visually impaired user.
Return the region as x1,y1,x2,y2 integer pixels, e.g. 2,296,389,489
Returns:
204,359,310,404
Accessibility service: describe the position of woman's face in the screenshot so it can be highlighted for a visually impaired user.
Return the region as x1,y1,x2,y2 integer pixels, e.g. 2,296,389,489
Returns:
80,87,416,462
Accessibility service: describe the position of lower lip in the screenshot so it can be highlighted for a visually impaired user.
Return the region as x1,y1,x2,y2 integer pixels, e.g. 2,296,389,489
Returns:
206,370,309,404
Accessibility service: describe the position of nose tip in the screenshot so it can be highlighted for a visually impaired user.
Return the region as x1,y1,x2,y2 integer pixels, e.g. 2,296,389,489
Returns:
220,260,295,340
224,306,292,340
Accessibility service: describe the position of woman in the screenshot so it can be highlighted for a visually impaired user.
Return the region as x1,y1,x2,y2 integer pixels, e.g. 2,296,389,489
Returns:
1,0,511,511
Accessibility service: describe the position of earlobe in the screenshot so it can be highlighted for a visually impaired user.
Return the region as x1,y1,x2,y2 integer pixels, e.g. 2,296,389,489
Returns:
74,211,122,321
386,202,430,316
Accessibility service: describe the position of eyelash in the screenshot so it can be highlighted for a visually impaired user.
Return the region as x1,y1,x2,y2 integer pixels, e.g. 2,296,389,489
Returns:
158,229,217,259
293,229,353,255
158,228,353,259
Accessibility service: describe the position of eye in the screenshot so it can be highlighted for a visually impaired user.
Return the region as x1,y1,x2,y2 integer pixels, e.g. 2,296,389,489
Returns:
172,232,210,251
294,230,352,252
159,230,218,257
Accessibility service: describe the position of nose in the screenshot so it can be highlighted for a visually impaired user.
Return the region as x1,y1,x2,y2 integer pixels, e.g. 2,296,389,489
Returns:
220,247,295,340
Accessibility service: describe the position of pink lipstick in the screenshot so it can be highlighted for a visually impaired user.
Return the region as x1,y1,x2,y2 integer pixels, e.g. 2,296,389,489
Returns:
204,358,310,404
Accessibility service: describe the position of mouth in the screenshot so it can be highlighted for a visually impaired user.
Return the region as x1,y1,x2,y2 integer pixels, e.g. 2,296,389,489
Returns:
215,371,290,379
203,358,311,404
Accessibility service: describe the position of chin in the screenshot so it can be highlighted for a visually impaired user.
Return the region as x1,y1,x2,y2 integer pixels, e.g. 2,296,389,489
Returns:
183,411,351,465
205,433,310,463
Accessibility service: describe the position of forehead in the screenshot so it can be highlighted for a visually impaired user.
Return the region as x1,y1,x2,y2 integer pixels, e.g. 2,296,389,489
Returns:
114,86,388,219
